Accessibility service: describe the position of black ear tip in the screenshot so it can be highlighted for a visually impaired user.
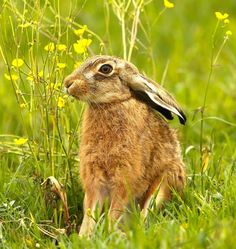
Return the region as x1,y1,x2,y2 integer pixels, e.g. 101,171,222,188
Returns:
179,111,187,125
132,90,187,125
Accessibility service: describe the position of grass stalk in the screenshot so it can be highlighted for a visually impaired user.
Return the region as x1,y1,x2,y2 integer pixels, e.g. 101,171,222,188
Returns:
127,0,143,61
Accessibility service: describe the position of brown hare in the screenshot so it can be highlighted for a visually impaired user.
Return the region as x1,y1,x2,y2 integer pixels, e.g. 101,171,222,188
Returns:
64,55,186,236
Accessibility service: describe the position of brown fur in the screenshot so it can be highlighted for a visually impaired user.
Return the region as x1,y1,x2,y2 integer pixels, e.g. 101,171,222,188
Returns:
64,55,186,236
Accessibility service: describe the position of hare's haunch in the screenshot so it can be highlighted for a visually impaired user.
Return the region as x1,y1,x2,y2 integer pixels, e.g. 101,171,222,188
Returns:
64,55,186,236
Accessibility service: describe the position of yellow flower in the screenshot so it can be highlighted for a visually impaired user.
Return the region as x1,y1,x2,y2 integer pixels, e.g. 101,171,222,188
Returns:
27,70,43,81
164,0,174,8
86,208,92,217
74,25,87,36
4,73,19,81
74,61,83,68
44,42,55,52
224,19,230,24
20,103,27,108
226,30,232,36
18,22,31,28
215,12,229,21
14,137,28,145
74,29,84,36
38,70,44,78
57,97,65,108
66,17,72,22
26,73,34,81
12,58,24,68
181,223,189,229
73,38,92,54
57,63,67,69
57,44,67,51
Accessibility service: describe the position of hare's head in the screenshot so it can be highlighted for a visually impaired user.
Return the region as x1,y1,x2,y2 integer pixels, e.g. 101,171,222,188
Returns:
64,55,186,124
64,55,136,103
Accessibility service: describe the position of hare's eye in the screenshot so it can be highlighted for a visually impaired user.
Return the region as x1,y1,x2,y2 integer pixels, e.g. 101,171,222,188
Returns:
99,64,113,74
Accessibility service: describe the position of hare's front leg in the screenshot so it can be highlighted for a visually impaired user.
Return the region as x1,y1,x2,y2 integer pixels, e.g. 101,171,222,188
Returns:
79,187,105,236
108,184,129,221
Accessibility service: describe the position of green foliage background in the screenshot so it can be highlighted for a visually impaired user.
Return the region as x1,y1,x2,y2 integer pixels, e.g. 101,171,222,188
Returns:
0,0,236,248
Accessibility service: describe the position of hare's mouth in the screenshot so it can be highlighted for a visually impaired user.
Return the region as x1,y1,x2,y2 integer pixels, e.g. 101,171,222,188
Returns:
64,78,88,99
65,86,89,102
66,88,81,99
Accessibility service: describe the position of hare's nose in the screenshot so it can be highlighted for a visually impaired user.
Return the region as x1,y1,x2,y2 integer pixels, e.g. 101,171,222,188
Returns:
64,77,75,88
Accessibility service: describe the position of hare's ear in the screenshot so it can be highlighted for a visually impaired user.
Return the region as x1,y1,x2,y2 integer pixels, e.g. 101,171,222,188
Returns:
127,74,187,125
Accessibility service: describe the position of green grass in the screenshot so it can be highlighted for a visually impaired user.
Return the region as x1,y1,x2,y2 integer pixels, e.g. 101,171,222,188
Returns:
0,0,236,248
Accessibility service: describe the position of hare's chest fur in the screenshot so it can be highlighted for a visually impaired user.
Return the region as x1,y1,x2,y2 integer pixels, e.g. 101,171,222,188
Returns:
79,100,151,189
